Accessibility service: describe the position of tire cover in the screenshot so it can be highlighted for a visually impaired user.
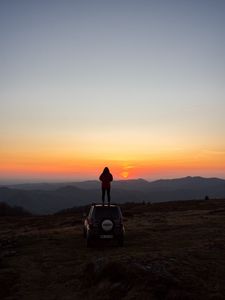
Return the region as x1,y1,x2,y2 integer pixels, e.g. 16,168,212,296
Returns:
101,219,113,232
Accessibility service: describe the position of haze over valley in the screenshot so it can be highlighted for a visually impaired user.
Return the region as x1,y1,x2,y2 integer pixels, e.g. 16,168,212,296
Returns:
1,176,225,214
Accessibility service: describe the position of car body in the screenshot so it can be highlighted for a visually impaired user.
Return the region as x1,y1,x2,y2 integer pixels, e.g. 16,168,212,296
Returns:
83,204,125,247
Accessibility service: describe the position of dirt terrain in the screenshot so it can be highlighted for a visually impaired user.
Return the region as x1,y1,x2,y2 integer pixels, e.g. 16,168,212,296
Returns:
0,199,225,300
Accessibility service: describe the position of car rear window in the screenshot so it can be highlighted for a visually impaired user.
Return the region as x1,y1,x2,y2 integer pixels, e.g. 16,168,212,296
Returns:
94,207,121,220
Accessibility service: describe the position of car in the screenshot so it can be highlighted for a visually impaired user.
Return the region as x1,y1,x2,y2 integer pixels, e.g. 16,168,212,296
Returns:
83,204,125,247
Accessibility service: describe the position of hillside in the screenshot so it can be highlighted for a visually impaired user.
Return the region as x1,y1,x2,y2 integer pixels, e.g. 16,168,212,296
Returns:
0,199,225,299
0,202,31,216
0,177,225,214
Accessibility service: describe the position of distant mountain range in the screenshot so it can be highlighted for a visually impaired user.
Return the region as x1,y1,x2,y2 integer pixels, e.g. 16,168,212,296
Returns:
0,176,225,214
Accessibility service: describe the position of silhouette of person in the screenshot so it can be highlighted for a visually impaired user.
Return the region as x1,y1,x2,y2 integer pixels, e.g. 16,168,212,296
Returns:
99,167,113,206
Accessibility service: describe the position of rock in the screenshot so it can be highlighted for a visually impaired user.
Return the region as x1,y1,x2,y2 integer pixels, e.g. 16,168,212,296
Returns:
81,258,180,300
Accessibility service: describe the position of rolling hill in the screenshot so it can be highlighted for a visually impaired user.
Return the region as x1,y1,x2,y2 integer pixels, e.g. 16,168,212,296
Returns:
1,199,225,299
0,176,225,214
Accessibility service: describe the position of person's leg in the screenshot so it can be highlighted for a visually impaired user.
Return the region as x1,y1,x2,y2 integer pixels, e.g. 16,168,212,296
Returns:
107,188,111,206
102,188,105,205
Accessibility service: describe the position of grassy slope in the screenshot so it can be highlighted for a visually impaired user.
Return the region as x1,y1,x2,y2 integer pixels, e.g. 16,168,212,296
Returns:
0,199,225,300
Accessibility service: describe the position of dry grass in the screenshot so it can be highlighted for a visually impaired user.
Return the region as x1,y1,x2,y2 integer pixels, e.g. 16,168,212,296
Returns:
0,199,225,299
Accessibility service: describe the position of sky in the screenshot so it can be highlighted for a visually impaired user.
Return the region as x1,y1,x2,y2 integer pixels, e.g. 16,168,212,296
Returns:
0,0,225,183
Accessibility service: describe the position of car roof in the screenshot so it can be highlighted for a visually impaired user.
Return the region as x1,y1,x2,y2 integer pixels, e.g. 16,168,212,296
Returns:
91,204,118,208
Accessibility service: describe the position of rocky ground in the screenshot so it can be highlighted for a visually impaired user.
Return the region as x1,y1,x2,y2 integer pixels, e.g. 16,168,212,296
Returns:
0,199,225,300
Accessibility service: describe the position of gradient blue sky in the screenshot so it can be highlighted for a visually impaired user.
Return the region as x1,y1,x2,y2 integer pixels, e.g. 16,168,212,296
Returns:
1,0,225,182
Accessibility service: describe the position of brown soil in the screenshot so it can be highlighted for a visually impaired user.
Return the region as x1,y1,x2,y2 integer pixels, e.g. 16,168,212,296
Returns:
0,199,225,300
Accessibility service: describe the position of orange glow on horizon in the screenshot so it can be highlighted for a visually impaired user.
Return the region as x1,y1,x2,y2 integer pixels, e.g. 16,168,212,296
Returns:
121,171,129,178
0,149,225,181
0,141,225,181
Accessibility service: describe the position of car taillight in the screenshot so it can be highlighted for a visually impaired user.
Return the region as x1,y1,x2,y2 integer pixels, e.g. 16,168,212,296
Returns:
88,218,98,228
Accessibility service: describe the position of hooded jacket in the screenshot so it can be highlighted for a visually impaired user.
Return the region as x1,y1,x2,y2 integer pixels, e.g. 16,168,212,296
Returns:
99,172,113,189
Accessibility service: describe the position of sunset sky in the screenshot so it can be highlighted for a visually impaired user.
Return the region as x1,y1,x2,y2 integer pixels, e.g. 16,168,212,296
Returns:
1,0,225,183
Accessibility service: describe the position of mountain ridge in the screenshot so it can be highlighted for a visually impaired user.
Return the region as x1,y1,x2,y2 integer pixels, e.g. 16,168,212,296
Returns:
0,176,225,214
2,176,224,190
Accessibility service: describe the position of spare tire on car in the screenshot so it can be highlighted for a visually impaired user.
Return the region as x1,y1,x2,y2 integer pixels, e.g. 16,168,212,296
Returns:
83,204,125,247
101,219,114,232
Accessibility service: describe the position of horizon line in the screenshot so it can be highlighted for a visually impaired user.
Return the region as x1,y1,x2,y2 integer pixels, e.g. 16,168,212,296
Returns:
1,175,225,186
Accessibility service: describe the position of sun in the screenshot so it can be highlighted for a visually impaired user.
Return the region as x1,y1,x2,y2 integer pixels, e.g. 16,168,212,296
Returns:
121,171,129,179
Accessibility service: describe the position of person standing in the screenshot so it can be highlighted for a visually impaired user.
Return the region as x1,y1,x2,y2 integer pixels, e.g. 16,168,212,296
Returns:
99,167,113,206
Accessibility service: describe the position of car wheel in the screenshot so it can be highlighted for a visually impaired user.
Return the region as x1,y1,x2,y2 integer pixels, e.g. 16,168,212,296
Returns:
118,237,124,247
86,232,94,248
86,237,92,248
83,227,87,238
